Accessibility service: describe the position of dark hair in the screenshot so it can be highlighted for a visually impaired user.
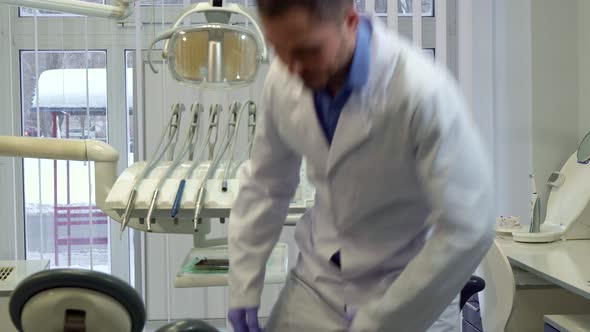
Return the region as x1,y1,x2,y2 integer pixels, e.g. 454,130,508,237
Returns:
256,0,354,20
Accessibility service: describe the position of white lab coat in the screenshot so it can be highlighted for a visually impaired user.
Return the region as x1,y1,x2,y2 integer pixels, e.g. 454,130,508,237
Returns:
228,18,494,332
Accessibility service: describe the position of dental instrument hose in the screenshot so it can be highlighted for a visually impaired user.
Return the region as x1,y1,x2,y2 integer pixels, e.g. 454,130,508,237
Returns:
228,101,257,179
145,103,203,229
192,101,242,231
171,104,221,218
146,105,183,232
222,101,256,191
120,103,183,236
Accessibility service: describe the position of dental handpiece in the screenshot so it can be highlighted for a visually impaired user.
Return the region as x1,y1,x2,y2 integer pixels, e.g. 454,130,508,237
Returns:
192,102,240,231
145,104,184,232
166,105,184,163
228,103,257,178
146,189,160,231
247,103,257,157
120,189,138,239
192,187,206,231
171,105,220,218
187,104,205,162
120,103,183,235
235,103,256,176
158,102,204,221
143,102,205,230
169,102,204,219
222,101,255,192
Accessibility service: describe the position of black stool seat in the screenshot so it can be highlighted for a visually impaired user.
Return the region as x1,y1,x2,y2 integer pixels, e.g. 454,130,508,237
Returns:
460,275,486,310
156,319,219,332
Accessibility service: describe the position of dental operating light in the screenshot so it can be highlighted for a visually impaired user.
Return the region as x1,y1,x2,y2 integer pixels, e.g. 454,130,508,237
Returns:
147,1,269,88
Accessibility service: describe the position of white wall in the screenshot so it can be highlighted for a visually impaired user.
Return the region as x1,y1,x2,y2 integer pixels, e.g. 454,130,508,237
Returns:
468,0,494,151
485,0,589,223
492,0,534,220
457,0,534,220
461,0,588,224
580,0,590,140
531,0,580,221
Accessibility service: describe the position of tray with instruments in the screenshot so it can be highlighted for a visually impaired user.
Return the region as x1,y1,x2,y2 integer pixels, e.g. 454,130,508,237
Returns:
174,243,288,288
105,161,311,233
105,102,313,234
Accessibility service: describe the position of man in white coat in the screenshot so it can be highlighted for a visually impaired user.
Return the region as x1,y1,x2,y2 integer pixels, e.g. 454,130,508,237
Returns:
228,0,495,331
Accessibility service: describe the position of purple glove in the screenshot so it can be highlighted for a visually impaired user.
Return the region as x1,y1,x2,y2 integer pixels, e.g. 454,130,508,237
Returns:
346,308,357,332
228,307,262,332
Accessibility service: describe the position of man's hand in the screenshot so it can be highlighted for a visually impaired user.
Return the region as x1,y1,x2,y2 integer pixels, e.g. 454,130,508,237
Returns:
228,307,262,332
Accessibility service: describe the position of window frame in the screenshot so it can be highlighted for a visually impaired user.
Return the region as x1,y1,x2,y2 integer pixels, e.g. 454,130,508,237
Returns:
373,0,436,17
18,0,107,18
6,4,132,281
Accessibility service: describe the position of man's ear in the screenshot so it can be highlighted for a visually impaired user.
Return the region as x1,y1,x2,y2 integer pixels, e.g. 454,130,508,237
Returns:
343,7,359,32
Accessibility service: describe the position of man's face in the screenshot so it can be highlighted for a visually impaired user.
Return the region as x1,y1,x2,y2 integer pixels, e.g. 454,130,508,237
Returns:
261,6,359,90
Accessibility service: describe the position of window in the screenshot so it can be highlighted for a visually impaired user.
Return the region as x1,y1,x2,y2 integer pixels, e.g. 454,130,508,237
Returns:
362,0,435,16
19,0,106,17
20,50,110,272
137,0,433,15
137,0,244,5
125,51,135,164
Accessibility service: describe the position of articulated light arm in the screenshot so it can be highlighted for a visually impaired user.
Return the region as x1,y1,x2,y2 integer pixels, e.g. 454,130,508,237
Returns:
0,136,120,220
0,0,134,20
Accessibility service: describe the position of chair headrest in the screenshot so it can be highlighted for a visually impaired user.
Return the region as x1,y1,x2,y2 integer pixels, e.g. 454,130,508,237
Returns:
9,268,145,332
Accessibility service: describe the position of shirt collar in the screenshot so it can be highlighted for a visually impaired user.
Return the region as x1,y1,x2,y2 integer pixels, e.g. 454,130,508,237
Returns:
346,17,372,90
314,17,372,97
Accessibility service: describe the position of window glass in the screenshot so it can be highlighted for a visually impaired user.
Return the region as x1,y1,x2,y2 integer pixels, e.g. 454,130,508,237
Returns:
125,51,135,165
361,0,434,16
21,50,110,272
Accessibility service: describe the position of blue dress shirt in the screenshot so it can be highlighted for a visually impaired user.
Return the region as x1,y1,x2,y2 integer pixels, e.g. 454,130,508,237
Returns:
313,18,372,145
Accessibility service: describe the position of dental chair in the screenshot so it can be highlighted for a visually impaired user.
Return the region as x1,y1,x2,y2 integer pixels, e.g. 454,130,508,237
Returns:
8,268,217,332
8,267,490,332
477,241,515,332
